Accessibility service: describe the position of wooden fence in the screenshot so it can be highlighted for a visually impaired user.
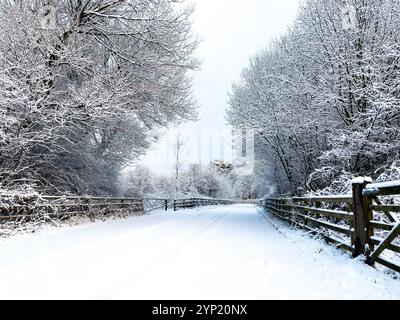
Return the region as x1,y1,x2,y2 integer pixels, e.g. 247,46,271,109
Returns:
259,178,400,274
173,198,243,211
0,194,168,223
0,193,249,222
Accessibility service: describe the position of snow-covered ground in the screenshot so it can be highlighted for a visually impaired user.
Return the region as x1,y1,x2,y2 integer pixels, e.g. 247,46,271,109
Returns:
0,204,399,300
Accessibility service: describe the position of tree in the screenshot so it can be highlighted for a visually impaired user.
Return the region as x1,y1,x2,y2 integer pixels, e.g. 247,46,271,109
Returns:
227,0,400,196
173,132,185,194
0,0,199,195
144,160,237,200
210,160,234,175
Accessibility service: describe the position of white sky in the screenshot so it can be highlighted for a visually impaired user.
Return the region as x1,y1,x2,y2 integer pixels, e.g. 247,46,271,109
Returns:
139,0,300,174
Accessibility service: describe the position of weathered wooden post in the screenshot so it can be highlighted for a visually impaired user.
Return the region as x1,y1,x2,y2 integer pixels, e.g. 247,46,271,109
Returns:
173,200,177,212
165,199,168,211
352,178,374,258
139,199,145,215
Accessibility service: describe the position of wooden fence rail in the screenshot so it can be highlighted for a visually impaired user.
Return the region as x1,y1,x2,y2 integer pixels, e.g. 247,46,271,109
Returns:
173,198,243,211
259,178,400,274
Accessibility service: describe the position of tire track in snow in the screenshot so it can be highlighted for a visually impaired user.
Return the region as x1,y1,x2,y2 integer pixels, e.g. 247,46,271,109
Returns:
93,212,228,299
0,209,228,299
0,211,208,286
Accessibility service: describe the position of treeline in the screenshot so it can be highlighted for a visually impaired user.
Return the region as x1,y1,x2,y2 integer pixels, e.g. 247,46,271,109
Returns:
0,0,198,195
227,0,400,196
121,161,258,200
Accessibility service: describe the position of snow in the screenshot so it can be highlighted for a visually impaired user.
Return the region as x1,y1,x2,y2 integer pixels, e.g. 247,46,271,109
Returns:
366,180,400,189
0,204,399,300
299,194,352,200
352,177,373,184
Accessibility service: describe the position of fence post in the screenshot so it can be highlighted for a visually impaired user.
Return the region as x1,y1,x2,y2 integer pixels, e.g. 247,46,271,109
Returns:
352,179,373,258
165,199,168,211
173,200,176,212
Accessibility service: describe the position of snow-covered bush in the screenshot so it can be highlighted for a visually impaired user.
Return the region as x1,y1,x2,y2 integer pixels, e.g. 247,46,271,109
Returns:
375,161,400,207
121,166,156,199
233,175,257,200
376,161,400,183
307,168,354,196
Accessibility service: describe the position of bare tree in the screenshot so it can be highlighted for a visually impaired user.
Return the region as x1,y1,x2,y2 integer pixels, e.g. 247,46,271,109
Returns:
173,132,185,194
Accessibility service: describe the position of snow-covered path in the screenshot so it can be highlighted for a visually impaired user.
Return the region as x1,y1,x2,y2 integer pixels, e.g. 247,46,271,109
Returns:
0,204,399,300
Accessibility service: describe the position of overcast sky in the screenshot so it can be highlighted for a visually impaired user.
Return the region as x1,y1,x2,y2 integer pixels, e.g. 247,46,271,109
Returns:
139,0,300,174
